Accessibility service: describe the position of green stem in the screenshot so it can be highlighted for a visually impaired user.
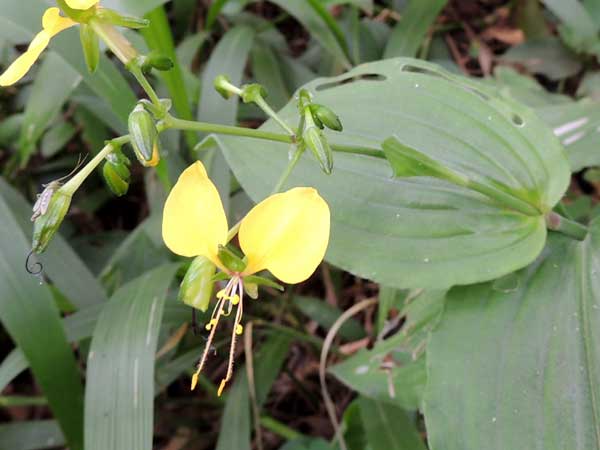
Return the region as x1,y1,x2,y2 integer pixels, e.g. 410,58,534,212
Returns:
545,212,588,241
331,143,382,158
0,396,48,407
129,64,162,107
254,96,296,137
165,116,293,144
60,143,116,195
271,147,304,194
89,19,137,65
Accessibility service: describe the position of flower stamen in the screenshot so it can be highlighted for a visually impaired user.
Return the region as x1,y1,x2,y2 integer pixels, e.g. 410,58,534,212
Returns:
217,277,245,396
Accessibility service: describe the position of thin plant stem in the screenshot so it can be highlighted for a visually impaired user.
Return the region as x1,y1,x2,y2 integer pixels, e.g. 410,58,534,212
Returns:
271,147,304,194
320,297,377,450
244,322,264,450
254,96,296,136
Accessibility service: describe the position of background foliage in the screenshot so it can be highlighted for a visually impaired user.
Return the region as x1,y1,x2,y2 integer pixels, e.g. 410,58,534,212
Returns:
1,0,600,449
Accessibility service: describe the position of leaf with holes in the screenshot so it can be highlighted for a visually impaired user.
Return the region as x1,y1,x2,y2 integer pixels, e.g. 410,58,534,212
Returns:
215,58,570,289
424,220,600,450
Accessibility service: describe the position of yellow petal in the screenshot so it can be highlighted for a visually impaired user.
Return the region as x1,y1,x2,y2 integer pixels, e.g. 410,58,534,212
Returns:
64,0,100,10
0,31,50,87
0,8,75,87
162,161,228,264
42,7,76,37
239,187,330,284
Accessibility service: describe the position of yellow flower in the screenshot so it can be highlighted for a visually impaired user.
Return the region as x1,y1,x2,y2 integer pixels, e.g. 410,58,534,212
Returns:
162,161,330,394
0,2,100,87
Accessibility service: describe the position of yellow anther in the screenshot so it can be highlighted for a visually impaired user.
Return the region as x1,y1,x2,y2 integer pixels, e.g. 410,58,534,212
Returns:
205,318,217,330
218,379,227,397
235,324,243,335
231,294,240,305
216,289,227,299
191,373,199,391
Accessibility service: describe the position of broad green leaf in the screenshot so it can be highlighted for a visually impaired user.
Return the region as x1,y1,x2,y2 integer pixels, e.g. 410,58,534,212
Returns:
0,0,136,123
84,263,178,450
384,0,448,58
215,374,252,450
424,221,600,450
358,397,426,450
267,0,351,69
1,299,188,392
206,0,230,29
217,58,570,288
0,178,107,308
18,52,81,166
541,0,600,54
0,420,65,450
0,195,84,450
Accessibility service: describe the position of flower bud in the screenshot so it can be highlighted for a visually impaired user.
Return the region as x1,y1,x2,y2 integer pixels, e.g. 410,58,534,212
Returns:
309,104,343,132
128,104,160,167
179,256,216,312
217,245,247,273
240,83,268,104
102,152,130,197
303,126,333,175
32,190,72,254
96,8,149,29
79,24,99,74
214,75,236,100
141,51,174,74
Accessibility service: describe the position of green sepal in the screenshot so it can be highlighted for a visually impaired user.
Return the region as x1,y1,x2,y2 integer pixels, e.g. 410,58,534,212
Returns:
217,244,247,273
128,104,160,167
241,83,268,103
32,191,72,254
297,88,313,112
96,8,150,29
102,162,129,197
310,104,343,132
303,125,333,175
179,256,216,312
138,98,172,119
243,275,284,291
211,272,230,283
79,23,99,74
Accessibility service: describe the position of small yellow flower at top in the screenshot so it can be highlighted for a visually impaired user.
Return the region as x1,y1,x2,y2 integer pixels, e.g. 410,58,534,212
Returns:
0,1,100,87
162,161,331,395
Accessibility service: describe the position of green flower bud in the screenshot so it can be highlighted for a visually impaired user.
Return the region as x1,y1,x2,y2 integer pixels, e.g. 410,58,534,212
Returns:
141,51,174,74
240,83,268,104
309,104,343,132
79,23,99,74
303,125,333,175
96,8,150,29
217,244,247,273
128,104,160,167
102,162,129,197
32,190,72,254
214,75,236,100
179,256,216,312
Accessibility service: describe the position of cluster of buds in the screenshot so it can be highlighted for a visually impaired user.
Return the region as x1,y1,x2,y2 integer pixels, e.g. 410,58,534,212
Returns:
297,89,343,175
102,148,131,197
213,76,343,175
